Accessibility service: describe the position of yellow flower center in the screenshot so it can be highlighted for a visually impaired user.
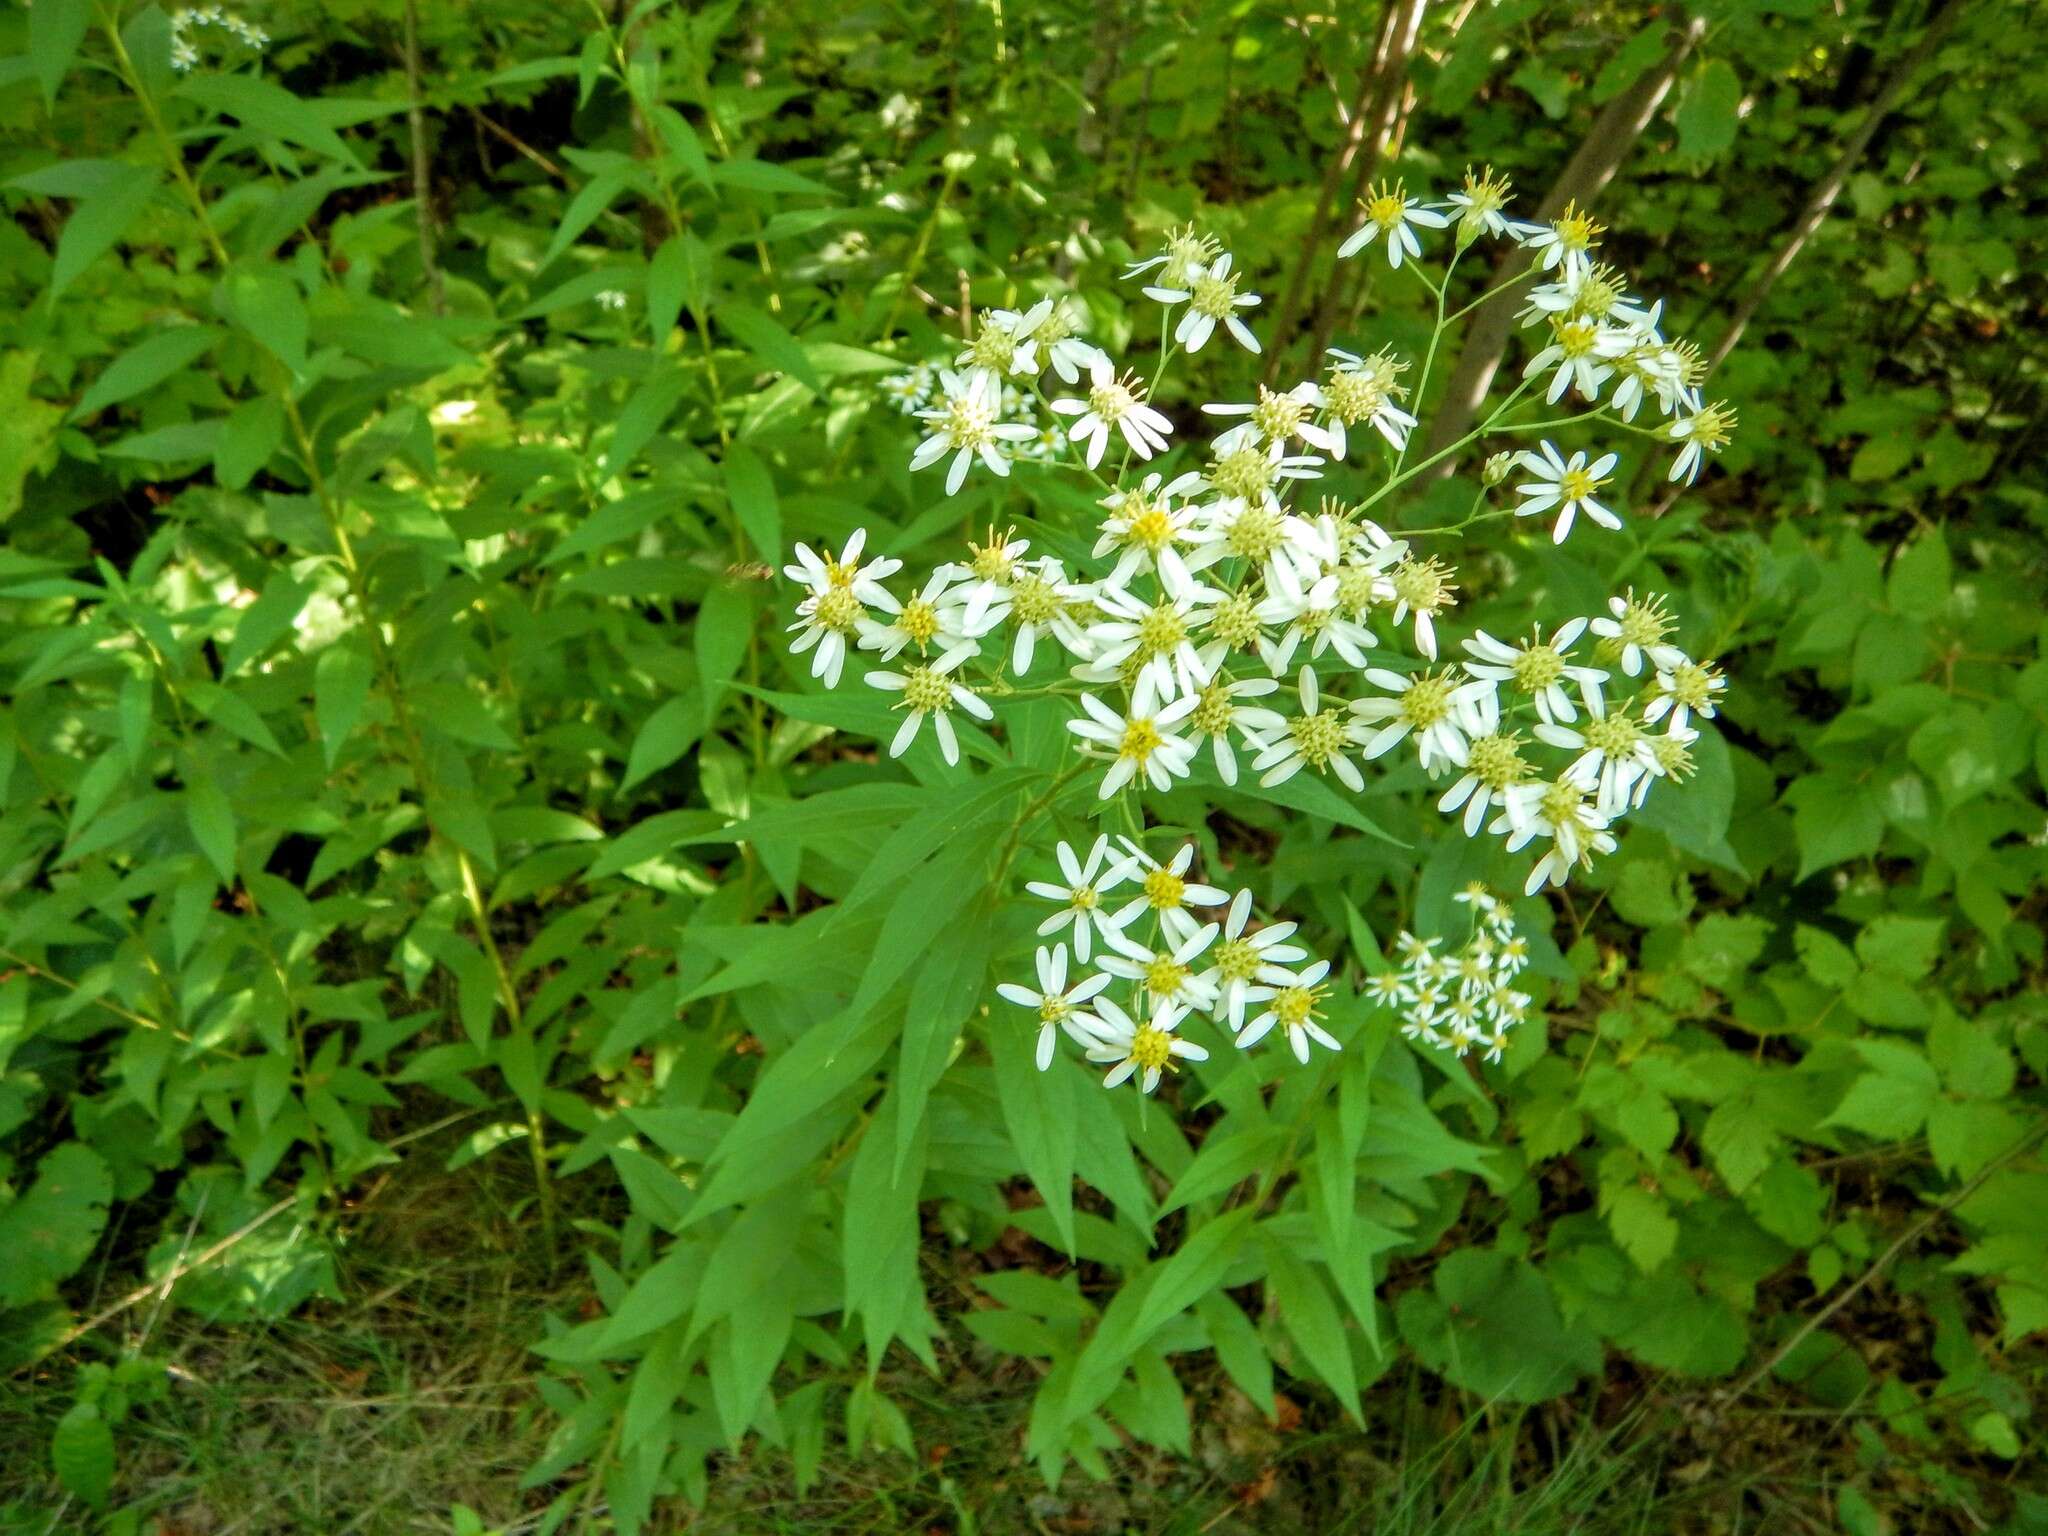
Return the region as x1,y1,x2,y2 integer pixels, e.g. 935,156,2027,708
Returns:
1214,936,1261,983
1251,387,1306,441
1390,557,1456,614
814,588,864,633
1400,672,1455,729
1665,660,1719,710
1038,996,1071,1025
1364,182,1409,230
968,326,1017,373
1334,564,1380,616
1274,985,1321,1028
1539,778,1588,826
1134,603,1188,661
1143,866,1187,911
1190,269,1238,319
1554,317,1601,360
945,393,997,450
1615,593,1674,649
901,666,956,714
1211,445,1274,503
1650,734,1696,778
1583,710,1641,758
1559,466,1603,503
1210,593,1262,649
1070,884,1099,911
1130,1025,1174,1071
1009,572,1061,625
1223,502,1284,561
1553,200,1604,253
968,531,1015,582
1511,643,1564,691
1466,733,1529,790
1191,683,1236,737
1089,374,1139,422
1288,709,1348,769
1119,716,1164,764
898,598,940,646
1143,955,1189,997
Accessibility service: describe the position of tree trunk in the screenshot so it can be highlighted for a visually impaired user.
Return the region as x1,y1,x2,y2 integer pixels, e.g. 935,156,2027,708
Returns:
1420,14,1705,459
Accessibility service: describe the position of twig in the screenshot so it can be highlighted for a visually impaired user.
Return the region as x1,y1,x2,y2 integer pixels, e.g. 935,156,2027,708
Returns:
402,0,445,314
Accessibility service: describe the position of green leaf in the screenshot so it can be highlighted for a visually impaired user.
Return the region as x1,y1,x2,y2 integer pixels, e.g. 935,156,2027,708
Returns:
314,645,373,770
694,579,756,731
1396,1249,1599,1404
1784,776,1884,880
599,367,689,482
842,1089,929,1368
721,442,781,560
214,395,285,490
30,0,94,110
893,901,991,1179
0,351,64,526
1263,1235,1362,1421
993,1016,1077,1255
1823,1042,1938,1140
70,325,222,421
219,265,310,378
718,302,822,394
1675,59,1741,162
0,1142,112,1306
621,695,703,791
223,571,311,678
1604,1184,1678,1272
51,1401,114,1510
50,168,163,304
185,771,238,886
177,73,367,168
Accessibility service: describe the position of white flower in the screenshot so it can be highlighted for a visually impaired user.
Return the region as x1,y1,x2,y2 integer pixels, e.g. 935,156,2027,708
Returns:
957,299,1051,381
1089,476,1205,599
1186,496,1327,594
1110,839,1230,946
1067,677,1200,798
1436,691,1535,837
1519,200,1604,276
1099,924,1221,1012
1497,776,1618,894
1443,166,1529,245
1350,667,1486,773
782,528,901,604
1337,181,1449,269
863,643,991,765
941,526,1033,634
1252,560,1376,674
1383,555,1459,661
1124,225,1221,289
1249,666,1367,792
1667,402,1738,484
1460,619,1605,723
787,586,872,689
1534,691,1658,815
1588,590,1685,677
1082,585,1220,702
1513,441,1622,544
1200,890,1309,1034
1035,301,1100,385
1202,383,1337,455
1050,351,1175,468
989,558,1094,673
1025,836,1141,963
879,365,934,415
998,945,1114,1071
1643,657,1727,731
1237,960,1340,1063
1181,673,1286,786
1071,996,1208,1095
1522,315,1624,404
857,568,970,662
910,369,1037,495
1148,253,1262,354
1321,349,1416,457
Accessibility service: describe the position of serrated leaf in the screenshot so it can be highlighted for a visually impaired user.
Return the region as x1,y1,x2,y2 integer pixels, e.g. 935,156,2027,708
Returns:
0,1142,112,1306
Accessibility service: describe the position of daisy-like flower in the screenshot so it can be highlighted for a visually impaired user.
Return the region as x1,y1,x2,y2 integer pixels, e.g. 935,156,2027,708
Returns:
957,299,1052,382
857,568,971,662
1535,691,1658,814
1082,585,1220,702
1092,476,1205,599
1073,996,1209,1095
1321,348,1416,457
942,526,1033,635
1523,314,1623,405
782,528,901,604
1202,383,1338,455
1520,199,1605,276
1034,300,1099,384
1187,492,1325,592
1634,722,1699,808
1201,889,1310,1034
1025,835,1141,963
1111,839,1230,945
991,558,1093,673
1149,254,1262,354
910,369,1038,495
879,365,933,415
864,642,991,765
1384,555,1459,661
1183,673,1286,785
1460,619,1605,723
1253,562,1377,673
1498,775,1618,894
999,945,1114,1071
1588,589,1685,677
1238,960,1340,1063
1443,166,1531,246
1513,441,1622,544
787,587,865,688
1124,224,1221,288
1643,657,1727,730
1068,677,1200,798
1437,691,1535,837
1350,667,1486,772
1521,262,1655,330
1249,666,1367,792
1667,401,1737,484
1196,434,1324,513
1100,923,1222,1012
1050,351,1175,468
1338,180,1449,269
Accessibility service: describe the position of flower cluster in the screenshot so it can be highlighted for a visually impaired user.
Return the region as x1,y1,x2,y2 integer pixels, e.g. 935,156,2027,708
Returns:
1364,885,1531,1063
1001,836,1339,1091
881,358,1069,481
169,5,269,71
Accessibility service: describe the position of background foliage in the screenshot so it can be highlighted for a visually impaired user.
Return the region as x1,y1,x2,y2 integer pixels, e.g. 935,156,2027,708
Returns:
1,0,2044,1530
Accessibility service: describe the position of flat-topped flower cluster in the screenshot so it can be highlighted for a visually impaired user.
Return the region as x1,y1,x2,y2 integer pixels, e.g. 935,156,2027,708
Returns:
1366,884,1532,1064
1002,836,1337,1091
778,171,1738,1086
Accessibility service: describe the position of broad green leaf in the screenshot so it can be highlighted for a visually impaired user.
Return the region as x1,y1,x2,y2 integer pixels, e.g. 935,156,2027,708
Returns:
69,325,222,421
50,169,163,303
30,0,93,110
185,771,238,886
721,442,781,560
51,1402,113,1510
177,73,367,168
0,1142,112,1306
717,302,822,394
